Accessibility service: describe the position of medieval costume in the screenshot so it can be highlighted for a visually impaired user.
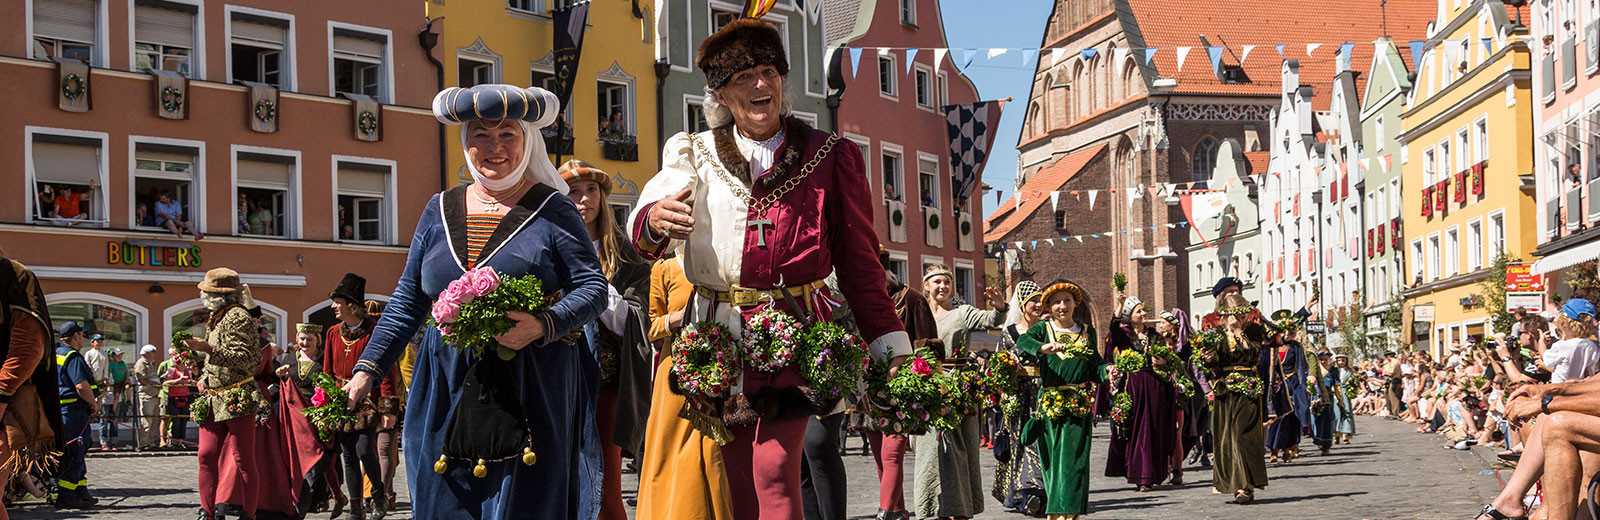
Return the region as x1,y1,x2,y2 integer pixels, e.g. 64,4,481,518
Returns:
0,256,63,518
1202,298,1269,503
867,264,939,520
1308,351,1336,453
1159,309,1207,479
189,269,266,519
1103,297,1178,490
1329,354,1357,443
636,256,736,520
915,265,1003,519
992,282,1048,516
1017,280,1105,517
324,274,399,519
249,318,327,520
1263,310,1311,461
628,19,911,520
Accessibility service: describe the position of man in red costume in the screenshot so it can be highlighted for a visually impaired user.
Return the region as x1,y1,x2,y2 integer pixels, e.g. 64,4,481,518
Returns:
629,18,912,520
323,273,397,520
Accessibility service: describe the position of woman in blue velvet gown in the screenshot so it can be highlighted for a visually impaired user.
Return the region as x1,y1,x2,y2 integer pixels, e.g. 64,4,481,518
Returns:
1262,310,1312,463
343,84,611,520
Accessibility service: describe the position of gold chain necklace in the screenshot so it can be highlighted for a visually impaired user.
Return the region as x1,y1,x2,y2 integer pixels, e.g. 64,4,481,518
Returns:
335,324,362,354
690,132,839,215
472,177,528,213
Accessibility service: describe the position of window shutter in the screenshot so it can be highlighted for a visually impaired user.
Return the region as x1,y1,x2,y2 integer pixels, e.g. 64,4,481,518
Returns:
134,4,194,48
232,20,287,47
333,33,384,62
33,0,97,44
237,160,292,188
337,167,386,195
32,142,101,185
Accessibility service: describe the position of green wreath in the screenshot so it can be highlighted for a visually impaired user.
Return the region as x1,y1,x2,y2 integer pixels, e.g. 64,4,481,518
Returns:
928,213,941,230
892,208,904,226
254,100,277,123
960,220,972,236
61,73,85,100
161,86,184,112
357,110,378,136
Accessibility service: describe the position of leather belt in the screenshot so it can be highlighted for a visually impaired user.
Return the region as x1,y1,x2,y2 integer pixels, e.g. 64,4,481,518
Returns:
695,280,826,308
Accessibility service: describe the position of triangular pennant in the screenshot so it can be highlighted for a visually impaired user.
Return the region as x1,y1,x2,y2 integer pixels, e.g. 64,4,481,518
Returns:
1147,184,1161,199
1045,238,1055,246
1241,45,1255,64
1306,43,1322,57
1410,40,1426,63
1074,236,1084,243
1340,42,1354,60
933,48,948,70
1080,48,1098,60
1206,46,1224,71
1275,44,1286,56
1053,48,1069,65
1176,47,1191,71
849,47,864,80
905,48,919,72
1180,221,1189,228
988,48,1009,59
1031,240,1038,249
1050,191,1061,212
1088,190,1098,210
1381,154,1393,171
962,48,977,68
1022,48,1037,67
1482,38,1493,54
1166,223,1177,229
878,47,890,56
1144,47,1158,65
1114,47,1130,67
1360,157,1371,170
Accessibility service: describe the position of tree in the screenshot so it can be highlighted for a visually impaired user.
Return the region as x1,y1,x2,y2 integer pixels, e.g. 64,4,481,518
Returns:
1334,302,1369,359
1480,251,1521,335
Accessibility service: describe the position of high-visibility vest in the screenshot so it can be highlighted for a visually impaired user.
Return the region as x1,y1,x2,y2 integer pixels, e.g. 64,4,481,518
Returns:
55,349,98,404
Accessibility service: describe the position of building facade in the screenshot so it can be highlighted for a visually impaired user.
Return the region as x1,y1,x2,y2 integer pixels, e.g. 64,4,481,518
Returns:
1357,37,1415,350
1311,55,1368,347
833,0,986,296
431,0,660,219
1183,139,1261,318
1261,59,1336,318
4,0,441,349
1529,0,1600,302
1398,0,1534,357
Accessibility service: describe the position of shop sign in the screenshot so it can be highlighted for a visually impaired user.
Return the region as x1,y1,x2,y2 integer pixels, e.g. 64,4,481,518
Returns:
1306,320,1326,334
107,241,202,268
1507,292,1545,312
1412,304,1434,322
1505,263,1544,292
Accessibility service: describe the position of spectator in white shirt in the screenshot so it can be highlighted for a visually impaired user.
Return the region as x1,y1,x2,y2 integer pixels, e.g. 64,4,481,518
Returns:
1541,299,1600,384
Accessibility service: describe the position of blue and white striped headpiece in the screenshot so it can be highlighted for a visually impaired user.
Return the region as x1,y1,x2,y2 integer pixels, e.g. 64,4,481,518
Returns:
431,84,559,127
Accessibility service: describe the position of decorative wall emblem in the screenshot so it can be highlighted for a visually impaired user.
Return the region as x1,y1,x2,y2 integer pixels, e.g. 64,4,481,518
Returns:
1163,103,1272,122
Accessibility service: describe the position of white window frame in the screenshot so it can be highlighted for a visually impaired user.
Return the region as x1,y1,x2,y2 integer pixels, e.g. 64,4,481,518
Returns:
326,21,394,103
899,0,917,26
1423,146,1437,186
223,5,296,90
127,135,205,234
881,142,905,203
1467,217,1484,272
531,59,574,124
24,126,110,227
682,94,712,134
886,249,910,285
916,151,941,210
1474,116,1489,164
914,65,935,109
28,0,112,67
46,292,150,350
1445,226,1461,276
953,258,976,304
507,0,547,15
1411,238,1425,283
937,70,950,108
1428,232,1443,281
127,0,204,79
844,132,872,184
455,37,501,87
1488,208,1507,255
878,53,898,99
331,155,397,245
596,61,638,139
1456,126,1471,173
230,144,302,239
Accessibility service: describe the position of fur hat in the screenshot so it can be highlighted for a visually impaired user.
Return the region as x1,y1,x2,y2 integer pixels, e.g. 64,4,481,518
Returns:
198,268,243,294
697,18,789,90
329,272,367,304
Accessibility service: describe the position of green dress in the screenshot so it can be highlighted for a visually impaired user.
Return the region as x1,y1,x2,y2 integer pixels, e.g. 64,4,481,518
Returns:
1205,324,1269,494
1018,321,1106,516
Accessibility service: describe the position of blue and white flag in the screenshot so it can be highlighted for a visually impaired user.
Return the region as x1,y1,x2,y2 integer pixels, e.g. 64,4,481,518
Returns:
943,99,1006,203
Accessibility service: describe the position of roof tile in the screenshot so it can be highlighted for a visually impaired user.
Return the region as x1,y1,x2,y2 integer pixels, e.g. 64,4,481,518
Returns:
984,144,1108,241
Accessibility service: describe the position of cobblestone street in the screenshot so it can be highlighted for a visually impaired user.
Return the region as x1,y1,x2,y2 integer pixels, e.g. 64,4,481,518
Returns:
10,416,1498,519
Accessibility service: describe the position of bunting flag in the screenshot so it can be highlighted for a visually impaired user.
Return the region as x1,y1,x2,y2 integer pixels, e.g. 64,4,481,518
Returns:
905,48,919,72
1360,157,1372,170
1381,154,1393,171
1340,42,1354,60
1050,190,1061,212
1022,48,1037,67
1176,47,1191,71
742,0,780,18
933,48,948,70
1080,48,1098,60
1481,38,1493,54
1114,47,1130,67
1088,190,1098,210
943,99,1006,202
1144,47,1159,65
1410,40,1426,63
1275,44,1286,56
961,48,977,68
1053,48,1070,65
551,3,591,112
988,48,1009,59
848,47,864,79
1206,46,1224,71
1306,43,1321,57
1241,44,1255,64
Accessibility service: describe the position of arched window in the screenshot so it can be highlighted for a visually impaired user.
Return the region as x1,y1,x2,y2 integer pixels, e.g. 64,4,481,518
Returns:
1193,137,1219,182
1071,61,1087,122
1121,59,1139,100
1029,102,1043,138
46,293,149,349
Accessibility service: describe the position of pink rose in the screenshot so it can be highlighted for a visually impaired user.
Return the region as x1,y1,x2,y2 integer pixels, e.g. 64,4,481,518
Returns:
438,324,453,336
310,387,330,408
910,357,933,376
446,279,474,305
468,267,500,297
432,298,461,324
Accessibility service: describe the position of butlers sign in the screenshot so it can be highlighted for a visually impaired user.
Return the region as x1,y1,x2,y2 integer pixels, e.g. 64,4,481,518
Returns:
107,241,202,268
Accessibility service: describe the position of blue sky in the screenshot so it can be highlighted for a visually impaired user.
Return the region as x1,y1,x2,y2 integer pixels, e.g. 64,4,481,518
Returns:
937,0,1054,219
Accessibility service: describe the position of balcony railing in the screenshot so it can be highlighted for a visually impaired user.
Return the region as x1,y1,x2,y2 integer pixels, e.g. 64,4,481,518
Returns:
600,135,639,162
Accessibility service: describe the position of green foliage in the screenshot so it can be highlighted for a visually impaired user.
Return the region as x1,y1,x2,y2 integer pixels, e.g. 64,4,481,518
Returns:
796,322,867,402
1480,251,1520,335
301,372,359,441
435,274,547,358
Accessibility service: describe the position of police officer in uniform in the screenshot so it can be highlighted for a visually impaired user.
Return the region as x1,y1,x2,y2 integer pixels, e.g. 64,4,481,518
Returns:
54,321,99,508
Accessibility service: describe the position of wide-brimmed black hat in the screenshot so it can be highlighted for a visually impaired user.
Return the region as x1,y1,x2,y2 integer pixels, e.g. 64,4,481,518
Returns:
330,273,366,304
1211,276,1244,297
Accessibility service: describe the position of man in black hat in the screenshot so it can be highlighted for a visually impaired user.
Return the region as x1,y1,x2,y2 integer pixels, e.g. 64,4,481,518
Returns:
1199,277,1317,330
54,321,99,508
322,273,395,519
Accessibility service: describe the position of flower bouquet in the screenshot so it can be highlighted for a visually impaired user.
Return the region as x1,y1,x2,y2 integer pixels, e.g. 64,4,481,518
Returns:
301,372,360,441
169,331,200,367
1343,373,1365,400
1110,392,1134,425
795,322,868,402
1036,385,1092,422
669,321,742,399
929,367,984,432
429,266,548,361
1222,372,1264,398
742,308,800,372
864,354,944,435
1306,376,1329,413
983,350,1024,417
1189,326,1225,361
1114,348,1147,375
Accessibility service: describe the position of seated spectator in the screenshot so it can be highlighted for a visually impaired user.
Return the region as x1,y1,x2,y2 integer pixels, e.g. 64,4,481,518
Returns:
609,111,627,137
53,180,97,225
153,190,202,240
135,202,155,228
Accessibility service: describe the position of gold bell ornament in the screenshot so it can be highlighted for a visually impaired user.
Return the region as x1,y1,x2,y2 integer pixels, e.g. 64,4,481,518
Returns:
521,448,537,466
473,459,488,478
433,455,448,474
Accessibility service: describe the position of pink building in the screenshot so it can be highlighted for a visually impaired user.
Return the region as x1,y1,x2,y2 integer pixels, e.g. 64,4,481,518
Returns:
1530,0,1600,299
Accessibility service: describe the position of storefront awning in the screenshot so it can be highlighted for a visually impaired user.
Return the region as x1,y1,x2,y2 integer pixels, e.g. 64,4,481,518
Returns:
1532,240,1600,275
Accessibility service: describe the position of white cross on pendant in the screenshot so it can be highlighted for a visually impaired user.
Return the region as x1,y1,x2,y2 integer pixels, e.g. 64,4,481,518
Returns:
747,218,773,247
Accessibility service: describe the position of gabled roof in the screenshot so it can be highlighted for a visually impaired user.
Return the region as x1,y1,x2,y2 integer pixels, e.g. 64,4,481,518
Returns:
984,144,1107,241
1123,0,1433,110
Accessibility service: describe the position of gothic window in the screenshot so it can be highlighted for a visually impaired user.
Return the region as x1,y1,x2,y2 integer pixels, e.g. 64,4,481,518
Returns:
1193,137,1219,182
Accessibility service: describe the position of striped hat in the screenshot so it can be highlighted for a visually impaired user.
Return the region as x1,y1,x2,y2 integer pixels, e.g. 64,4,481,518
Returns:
558,159,612,194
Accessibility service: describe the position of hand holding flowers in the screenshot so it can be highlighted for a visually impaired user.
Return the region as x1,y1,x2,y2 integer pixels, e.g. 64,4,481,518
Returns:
430,267,550,360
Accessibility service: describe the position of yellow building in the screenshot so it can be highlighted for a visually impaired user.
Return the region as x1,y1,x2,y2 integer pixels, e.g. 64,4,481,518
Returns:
428,0,659,218
1397,0,1535,358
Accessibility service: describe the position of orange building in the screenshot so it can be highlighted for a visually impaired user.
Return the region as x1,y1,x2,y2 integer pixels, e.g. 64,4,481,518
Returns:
0,0,443,349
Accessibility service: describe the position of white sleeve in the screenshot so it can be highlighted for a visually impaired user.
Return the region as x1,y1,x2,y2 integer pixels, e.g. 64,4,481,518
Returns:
628,132,700,250
596,284,628,335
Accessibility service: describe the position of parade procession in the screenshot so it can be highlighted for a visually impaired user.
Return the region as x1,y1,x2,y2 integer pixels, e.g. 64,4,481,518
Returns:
18,0,1600,518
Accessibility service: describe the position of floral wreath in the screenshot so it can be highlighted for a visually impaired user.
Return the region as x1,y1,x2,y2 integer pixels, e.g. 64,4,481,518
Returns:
983,350,1023,415
960,219,972,236
61,73,85,100
254,99,278,123
670,321,742,398
1036,385,1091,421
1110,391,1134,425
928,212,941,230
741,308,800,372
1053,328,1094,358
1216,304,1255,317
357,110,379,136
161,86,184,112
864,354,941,435
1223,372,1264,398
892,208,904,226
1113,348,1147,375
795,321,867,402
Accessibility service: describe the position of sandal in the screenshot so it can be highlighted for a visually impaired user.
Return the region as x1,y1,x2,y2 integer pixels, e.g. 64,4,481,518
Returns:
1234,489,1254,504
1474,504,1527,520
